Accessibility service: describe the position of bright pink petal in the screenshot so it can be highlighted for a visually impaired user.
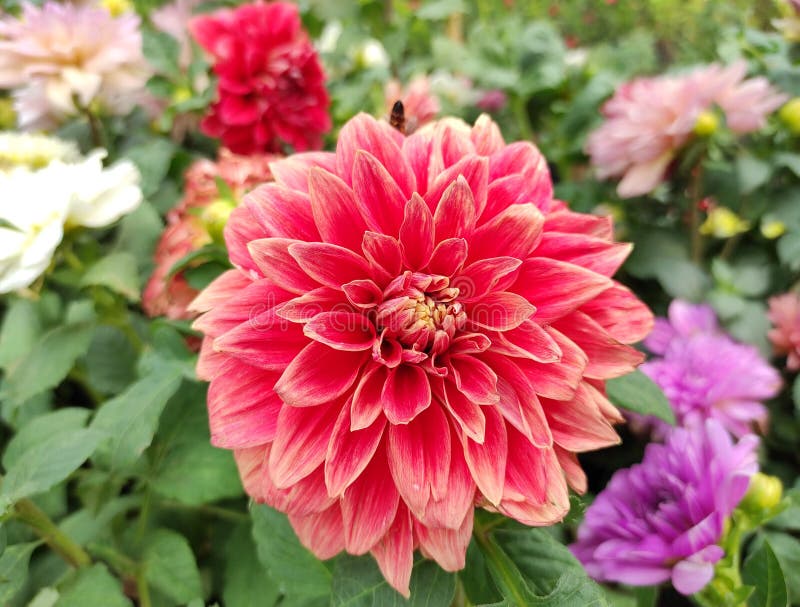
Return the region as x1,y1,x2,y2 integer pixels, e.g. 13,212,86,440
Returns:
468,203,544,262
488,319,562,363
371,505,414,598
351,364,389,430
362,232,403,283
289,242,371,289
464,404,507,505
433,175,476,242
456,257,521,302
422,433,476,529
535,233,631,277
449,355,500,405
308,168,368,251
352,150,407,236
213,309,307,370
270,152,336,194
468,292,536,331
541,383,620,451
275,287,347,323
245,185,319,241
247,238,320,294
442,380,486,443
381,364,432,424
514,328,588,400
400,193,434,270
304,311,376,351
325,404,386,496
427,238,469,278
579,284,654,344
289,504,346,560
416,509,473,571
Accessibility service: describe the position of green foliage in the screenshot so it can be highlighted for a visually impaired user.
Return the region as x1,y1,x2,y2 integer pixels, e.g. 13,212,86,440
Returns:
606,370,676,425
743,542,789,607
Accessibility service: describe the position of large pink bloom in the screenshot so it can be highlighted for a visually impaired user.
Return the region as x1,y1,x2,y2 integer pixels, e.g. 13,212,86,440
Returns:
192,114,653,595
190,2,331,154
0,1,150,129
587,61,786,198
768,292,800,371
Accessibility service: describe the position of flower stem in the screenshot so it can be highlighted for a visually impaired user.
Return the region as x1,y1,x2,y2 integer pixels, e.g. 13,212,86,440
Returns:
512,95,534,142
14,498,91,569
472,520,529,606
688,164,706,264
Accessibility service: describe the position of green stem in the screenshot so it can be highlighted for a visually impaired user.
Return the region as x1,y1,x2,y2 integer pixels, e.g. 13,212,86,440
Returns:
473,520,529,606
158,499,249,523
14,499,91,569
137,572,153,607
512,95,534,141
81,106,103,149
689,177,704,264
450,576,472,607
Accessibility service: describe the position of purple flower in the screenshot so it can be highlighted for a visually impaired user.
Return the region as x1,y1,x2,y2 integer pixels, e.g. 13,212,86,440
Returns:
640,300,781,438
571,420,758,595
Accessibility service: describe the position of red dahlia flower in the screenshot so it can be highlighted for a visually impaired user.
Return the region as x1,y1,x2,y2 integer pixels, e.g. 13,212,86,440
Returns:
190,2,331,154
192,114,653,596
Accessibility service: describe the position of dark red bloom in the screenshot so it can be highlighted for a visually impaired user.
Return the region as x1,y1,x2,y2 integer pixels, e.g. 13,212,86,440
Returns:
190,2,331,154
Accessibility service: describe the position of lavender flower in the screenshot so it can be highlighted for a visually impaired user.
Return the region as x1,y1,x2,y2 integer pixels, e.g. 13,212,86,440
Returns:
641,301,781,438
571,420,758,595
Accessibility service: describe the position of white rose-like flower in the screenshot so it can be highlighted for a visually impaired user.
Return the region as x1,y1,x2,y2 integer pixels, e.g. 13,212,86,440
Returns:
0,132,80,171
55,151,143,228
354,39,389,69
0,168,69,293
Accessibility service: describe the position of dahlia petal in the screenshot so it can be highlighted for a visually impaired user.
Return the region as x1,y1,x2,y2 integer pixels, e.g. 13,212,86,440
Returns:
555,445,588,494
468,291,536,331
433,175,476,242
515,328,588,400
513,258,612,325
671,558,717,596
351,364,388,430
197,338,227,381
534,233,632,277
275,287,347,323
272,465,337,517
208,358,283,448
352,150,407,236
402,131,433,198
336,113,415,197
388,404,451,514
247,237,319,294
489,319,563,363
617,151,673,198
225,204,270,274
308,168,367,251
542,383,620,451
341,447,400,554
400,193,434,270
489,141,549,183
422,438,476,529
469,203,544,262
382,364,433,424
424,155,489,219
342,279,384,309
325,404,386,497
544,210,614,240
245,185,319,241
234,445,268,502
289,505,346,560
416,509,472,571
464,404,508,505
193,278,293,336
456,257,522,302
270,152,336,194
471,114,505,156
440,124,477,168
289,241,372,289
188,269,250,314
213,309,307,370
362,232,403,282
304,311,376,351
274,341,367,407
580,284,654,345
427,238,469,277
269,401,340,488
449,355,500,405
371,505,414,598
442,380,487,443
554,312,644,379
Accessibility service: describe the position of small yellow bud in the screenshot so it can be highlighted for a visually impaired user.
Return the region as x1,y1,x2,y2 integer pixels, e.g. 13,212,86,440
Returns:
699,207,750,239
694,110,719,137
0,98,15,130
100,0,132,17
779,98,800,135
171,86,193,105
201,199,236,243
740,473,783,513
761,219,786,239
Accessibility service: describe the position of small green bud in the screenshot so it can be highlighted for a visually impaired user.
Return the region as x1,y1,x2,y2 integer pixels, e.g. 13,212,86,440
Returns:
694,110,719,137
779,98,800,135
201,199,236,244
740,472,783,513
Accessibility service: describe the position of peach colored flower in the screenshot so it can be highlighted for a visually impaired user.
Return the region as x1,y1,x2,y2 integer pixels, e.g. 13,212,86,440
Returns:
190,113,653,595
768,292,800,371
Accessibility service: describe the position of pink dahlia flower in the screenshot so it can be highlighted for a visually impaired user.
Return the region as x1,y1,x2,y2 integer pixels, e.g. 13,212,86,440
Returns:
767,292,800,371
384,76,441,134
571,419,758,595
190,2,331,155
0,1,150,130
191,113,653,595
587,61,786,198
143,150,277,321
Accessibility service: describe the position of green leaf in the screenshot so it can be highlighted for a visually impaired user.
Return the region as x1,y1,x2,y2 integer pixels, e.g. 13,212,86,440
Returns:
80,253,141,302
793,377,800,413
606,369,676,425
142,30,181,79
0,543,37,603
113,201,163,277
149,381,242,505
0,297,42,370
84,326,138,395
331,555,456,607
223,524,280,607
0,427,102,505
3,408,91,469
90,368,183,471
762,533,800,603
743,541,789,607
142,529,203,605
736,153,772,194
1,322,94,406
123,139,175,198
251,504,332,598
55,563,132,607
777,232,800,271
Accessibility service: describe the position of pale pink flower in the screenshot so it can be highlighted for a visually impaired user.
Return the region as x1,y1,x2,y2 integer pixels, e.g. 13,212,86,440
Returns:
191,113,653,595
151,0,202,70
0,1,150,129
767,293,800,371
384,76,441,134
